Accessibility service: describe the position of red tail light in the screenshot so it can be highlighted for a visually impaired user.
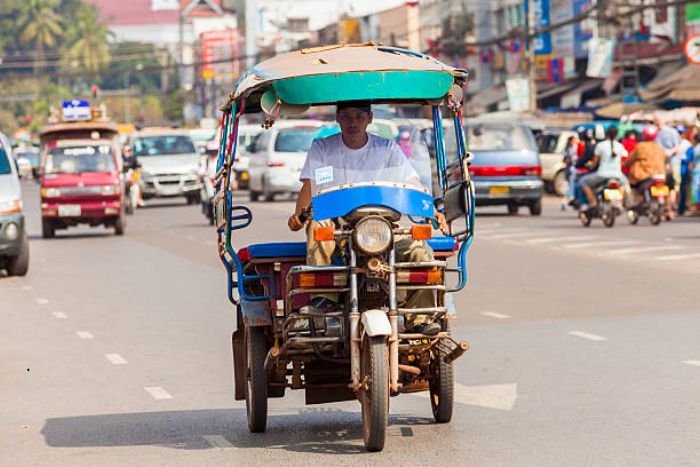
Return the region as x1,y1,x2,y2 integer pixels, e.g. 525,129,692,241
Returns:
267,162,285,167
469,166,541,177
607,180,620,189
652,178,666,186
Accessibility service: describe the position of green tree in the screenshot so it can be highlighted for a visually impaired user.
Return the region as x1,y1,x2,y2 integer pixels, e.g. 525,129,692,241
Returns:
17,0,64,75
62,5,111,76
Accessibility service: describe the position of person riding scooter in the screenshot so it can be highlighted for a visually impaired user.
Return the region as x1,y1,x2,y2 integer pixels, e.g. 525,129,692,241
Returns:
623,126,666,206
578,126,629,212
287,101,448,335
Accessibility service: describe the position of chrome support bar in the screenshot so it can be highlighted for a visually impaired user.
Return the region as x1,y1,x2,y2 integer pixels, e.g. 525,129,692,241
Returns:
349,244,361,388
395,261,448,268
397,306,447,315
389,249,399,393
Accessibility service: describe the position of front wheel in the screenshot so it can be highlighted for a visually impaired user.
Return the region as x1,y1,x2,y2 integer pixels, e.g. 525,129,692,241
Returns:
114,213,125,236
7,233,29,276
579,210,592,227
360,335,388,452
245,325,268,433
552,170,570,197
429,325,454,423
528,199,542,216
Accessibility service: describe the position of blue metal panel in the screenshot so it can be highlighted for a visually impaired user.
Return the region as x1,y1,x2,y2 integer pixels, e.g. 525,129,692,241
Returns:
312,185,435,221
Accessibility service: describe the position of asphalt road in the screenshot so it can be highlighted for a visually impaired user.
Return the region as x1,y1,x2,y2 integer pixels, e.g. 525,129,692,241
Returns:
2,182,699,466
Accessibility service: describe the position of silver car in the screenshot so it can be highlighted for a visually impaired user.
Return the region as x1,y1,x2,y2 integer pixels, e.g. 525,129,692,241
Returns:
0,133,29,276
131,130,203,204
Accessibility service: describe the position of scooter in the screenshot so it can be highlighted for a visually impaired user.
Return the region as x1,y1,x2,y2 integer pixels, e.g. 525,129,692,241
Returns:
626,175,667,226
579,178,624,228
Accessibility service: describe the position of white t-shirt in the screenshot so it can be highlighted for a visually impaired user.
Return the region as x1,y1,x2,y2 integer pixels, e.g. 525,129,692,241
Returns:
594,139,628,178
300,133,420,193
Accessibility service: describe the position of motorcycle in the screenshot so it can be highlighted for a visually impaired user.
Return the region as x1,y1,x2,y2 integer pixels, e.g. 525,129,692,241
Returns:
579,178,624,228
626,175,667,226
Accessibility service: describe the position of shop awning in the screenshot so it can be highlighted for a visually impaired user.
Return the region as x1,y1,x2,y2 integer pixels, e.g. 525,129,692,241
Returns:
640,63,700,102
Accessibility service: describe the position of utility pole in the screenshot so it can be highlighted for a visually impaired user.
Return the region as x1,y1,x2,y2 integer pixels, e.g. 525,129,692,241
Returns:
524,0,537,112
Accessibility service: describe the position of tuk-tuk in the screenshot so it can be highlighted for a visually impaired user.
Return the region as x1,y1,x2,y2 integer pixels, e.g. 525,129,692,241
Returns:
215,44,475,452
38,102,126,238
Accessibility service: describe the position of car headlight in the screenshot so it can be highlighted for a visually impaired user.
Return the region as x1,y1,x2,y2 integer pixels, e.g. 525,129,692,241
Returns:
4,222,19,240
0,199,22,215
41,188,61,198
98,185,120,196
354,217,393,254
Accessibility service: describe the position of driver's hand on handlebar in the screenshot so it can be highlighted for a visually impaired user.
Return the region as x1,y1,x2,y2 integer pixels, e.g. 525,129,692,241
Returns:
288,213,305,232
434,211,449,234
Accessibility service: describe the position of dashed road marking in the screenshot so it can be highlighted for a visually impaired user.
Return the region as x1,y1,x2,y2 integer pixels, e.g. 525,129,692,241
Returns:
203,435,236,449
76,331,94,339
21,285,32,291
51,311,67,319
185,235,194,241
568,331,608,341
682,360,700,367
563,240,637,249
144,386,173,400
524,235,596,245
480,311,511,319
487,230,538,240
655,253,700,262
105,353,128,365
36,298,49,305
605,245,683,256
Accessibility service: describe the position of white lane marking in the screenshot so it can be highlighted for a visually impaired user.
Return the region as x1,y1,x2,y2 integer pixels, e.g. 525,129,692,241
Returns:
480,311,511,319
563,240,637,249
487,230,538,240
144,386,173,400
524,235,596,245
36,298,49,305
605,245,683,256
655,253,700,262
477,222,502,229
185,235,194,241
76,331,94,339
105,353,128,365
682,360,700,367
203,435,236,449
21,285,32,291
51,311,68,319
412,382,518,411
568,330,608,341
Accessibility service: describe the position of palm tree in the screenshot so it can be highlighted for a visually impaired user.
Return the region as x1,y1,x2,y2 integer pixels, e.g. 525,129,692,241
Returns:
62,6,112,76
18,0,63,75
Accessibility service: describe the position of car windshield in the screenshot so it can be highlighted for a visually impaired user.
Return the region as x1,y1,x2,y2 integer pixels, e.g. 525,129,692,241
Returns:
45,145,116,174
132,135,196,156
274,128,318,153
0,148,10,174
466,124,534,151
537,134,559,153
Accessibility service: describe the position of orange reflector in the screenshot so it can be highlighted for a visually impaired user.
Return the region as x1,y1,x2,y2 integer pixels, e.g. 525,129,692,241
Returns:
396,269,442,284
313,225,335,241
411,224,432,240
300,273,316,287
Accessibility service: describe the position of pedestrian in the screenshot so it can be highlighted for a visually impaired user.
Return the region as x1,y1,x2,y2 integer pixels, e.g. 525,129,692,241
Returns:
654,116,681,220
562,134,579,210
676,126,694,215
690,133,700,215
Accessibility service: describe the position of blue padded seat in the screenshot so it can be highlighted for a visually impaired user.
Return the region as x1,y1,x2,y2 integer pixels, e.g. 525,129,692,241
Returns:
239,237,457,260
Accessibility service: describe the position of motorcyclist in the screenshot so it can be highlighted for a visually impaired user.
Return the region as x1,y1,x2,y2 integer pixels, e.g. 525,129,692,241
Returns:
623,126,666,206
287,101,448,335
578,126,628,211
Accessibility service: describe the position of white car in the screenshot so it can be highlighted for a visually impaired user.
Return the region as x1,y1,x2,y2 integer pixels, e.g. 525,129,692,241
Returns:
537,129,576,197
0,133,29,276
246,120,324,202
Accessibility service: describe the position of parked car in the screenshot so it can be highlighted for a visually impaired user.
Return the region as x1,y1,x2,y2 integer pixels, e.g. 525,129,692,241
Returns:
463,120,543,215
537,129,576,197
131,130,203,204
247,120,324,201
0,134,29,276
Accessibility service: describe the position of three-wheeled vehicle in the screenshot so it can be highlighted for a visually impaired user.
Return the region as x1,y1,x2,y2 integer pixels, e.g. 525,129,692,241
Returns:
38,103,126,238
214,44,475,452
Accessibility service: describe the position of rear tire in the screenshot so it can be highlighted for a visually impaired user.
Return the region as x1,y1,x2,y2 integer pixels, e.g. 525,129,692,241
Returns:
626,209,639,225
360,335,388,452
552,170,569,197
7,233,29,276
262,178,274,202
603,205,616,228
649,201,662,225
528,199,542,216
249,190,260,202
41,219,55,239
114,213,125,236
245,325,268,433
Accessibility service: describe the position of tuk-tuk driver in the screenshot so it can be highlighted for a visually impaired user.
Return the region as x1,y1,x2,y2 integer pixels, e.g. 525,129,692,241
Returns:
287,101,447,335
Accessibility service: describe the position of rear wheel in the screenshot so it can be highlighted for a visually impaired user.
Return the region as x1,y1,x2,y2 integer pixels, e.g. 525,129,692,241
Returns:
552,170,570,197
114,210,126,236
602,204,616,228
7,233,29,276
528,199,542,216
262,178,274,202
244,325,268,433
41,219,55,239
360,335,388,452
626,209,639,225
649,200,662,225
507,203,519,215
429,323,454,423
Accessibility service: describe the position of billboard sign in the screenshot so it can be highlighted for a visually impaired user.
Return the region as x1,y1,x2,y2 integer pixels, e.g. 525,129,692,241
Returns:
62,99,91,121
201,29,239,81
534,0,552,55
573,0,594,58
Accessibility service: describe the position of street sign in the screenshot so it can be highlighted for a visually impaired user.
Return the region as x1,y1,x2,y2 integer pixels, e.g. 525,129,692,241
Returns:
61,99,91,121
684,34,700,65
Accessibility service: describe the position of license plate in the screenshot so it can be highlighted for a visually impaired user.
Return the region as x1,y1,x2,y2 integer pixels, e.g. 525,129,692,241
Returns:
650,185,669,197
58,204,81,217
489,186,510,195
603,189,622,201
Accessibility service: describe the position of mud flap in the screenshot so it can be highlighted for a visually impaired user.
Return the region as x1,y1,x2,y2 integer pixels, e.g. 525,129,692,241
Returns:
232,329,245,400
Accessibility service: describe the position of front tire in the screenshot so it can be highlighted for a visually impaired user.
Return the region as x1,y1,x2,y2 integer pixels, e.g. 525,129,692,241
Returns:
429,325,454,423
114,212,126,236
7,233,29,276
552,170,569,197
579,210,592,227
528,199,542,216
245,325,268,433
360,335,389,452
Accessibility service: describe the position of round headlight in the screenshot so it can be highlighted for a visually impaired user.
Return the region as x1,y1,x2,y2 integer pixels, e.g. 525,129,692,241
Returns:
5,222,19,241
354,217,392,254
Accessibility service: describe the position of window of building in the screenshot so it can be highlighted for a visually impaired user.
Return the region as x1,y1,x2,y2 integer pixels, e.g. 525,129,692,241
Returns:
287,18,309,33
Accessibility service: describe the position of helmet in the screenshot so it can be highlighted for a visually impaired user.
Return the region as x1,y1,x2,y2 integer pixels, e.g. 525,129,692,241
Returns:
400,130,411,140
641,126,658,141
675,125,687,134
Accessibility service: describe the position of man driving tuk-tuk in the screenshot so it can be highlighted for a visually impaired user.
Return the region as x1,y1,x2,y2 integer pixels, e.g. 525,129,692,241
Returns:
287,100,448,335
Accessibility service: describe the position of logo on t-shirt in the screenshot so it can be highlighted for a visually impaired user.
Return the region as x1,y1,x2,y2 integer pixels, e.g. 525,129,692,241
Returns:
315,166,334,184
